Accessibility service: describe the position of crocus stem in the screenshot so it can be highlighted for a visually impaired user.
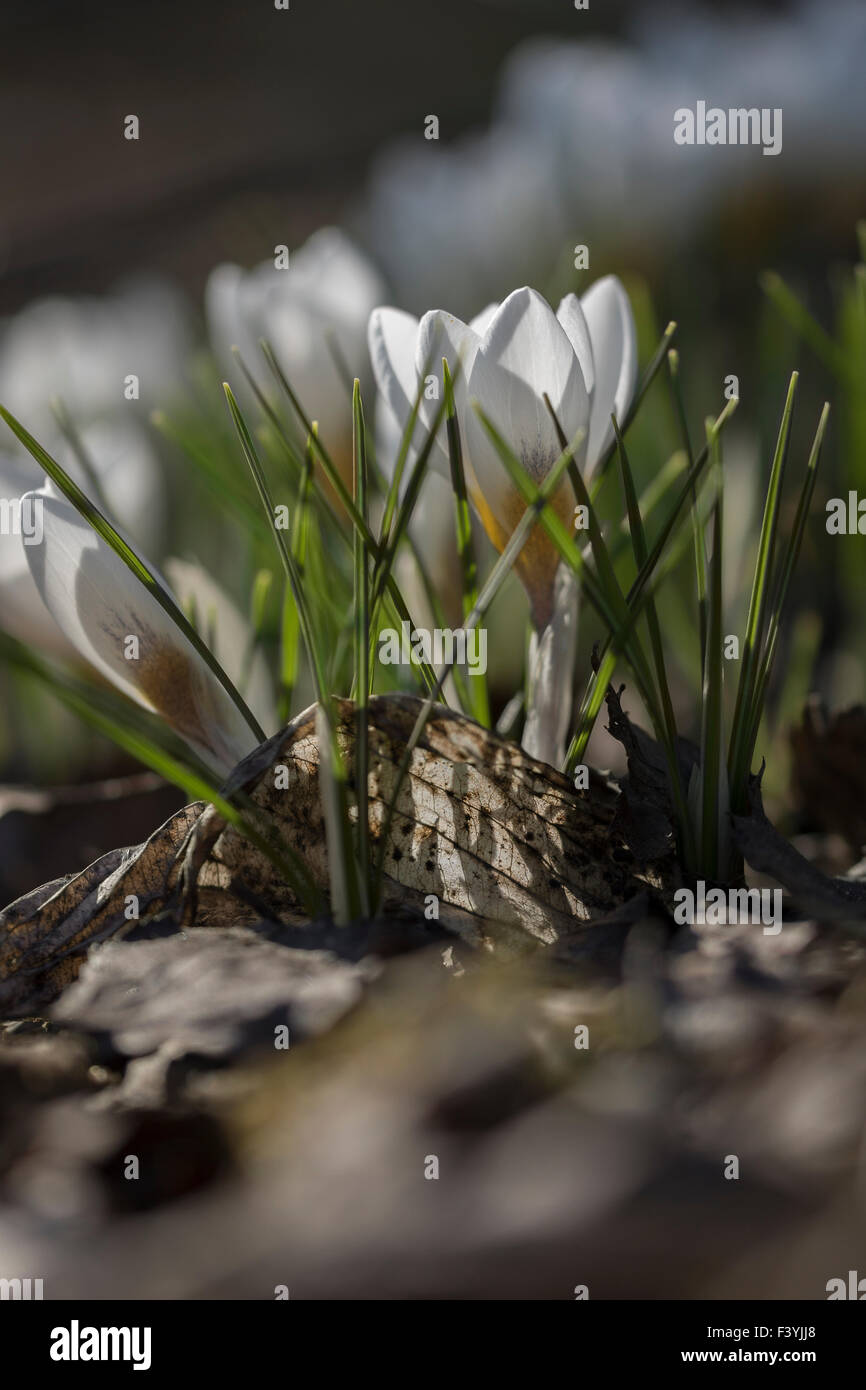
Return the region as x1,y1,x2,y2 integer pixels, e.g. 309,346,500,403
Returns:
522,564,578,769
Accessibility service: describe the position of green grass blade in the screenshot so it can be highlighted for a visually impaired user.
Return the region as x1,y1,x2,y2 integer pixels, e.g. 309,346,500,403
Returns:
667,347,708,661
224,383,361,923
239,566,273,699
760,272,852,381
592,320,678,488
612,414,693,861
477,402,667,742
443,357,489,727
259,340,442,696
151,409,271,541
50,399,112,514
278,429,315,718
376,378,428,550
728,372,797,806
743,402,829,789
564,397,736,770
608,450,688,567
699,433,725,880
566,483,714,767
279,579,300,719
370,429,582,912
352,381,371,916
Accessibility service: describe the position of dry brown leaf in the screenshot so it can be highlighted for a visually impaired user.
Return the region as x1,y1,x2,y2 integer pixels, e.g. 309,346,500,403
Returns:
1,695,677,1013
0,802,202,1014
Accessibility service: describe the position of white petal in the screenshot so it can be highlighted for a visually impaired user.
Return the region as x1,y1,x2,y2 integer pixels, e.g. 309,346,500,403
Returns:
416,308,481,397
23,494,259,775
0,461,78,659
165,557,276,735
556,293,595,399
580,275,638,471
469,302,499,337
465,288,589,624
368,306,420,428
522,565,578,767
368,306,451,477
475,286,589,446
466,287,588,500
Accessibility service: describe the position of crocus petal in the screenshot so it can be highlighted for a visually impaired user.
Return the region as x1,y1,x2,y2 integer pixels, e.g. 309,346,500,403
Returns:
417,307,488,474
469,302,499,337
368,306,421,428
556,293,595,399
581,275,638,471
208,229,384,459
23,494,259,775
468,287,589,481
369,306,451,476
0,463,79,660
415,308,481,393
164,556,277,736
522,565,578,768
465,287,589,624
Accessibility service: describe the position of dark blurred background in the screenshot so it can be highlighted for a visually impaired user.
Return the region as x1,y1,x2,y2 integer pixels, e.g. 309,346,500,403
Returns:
3,0,856,309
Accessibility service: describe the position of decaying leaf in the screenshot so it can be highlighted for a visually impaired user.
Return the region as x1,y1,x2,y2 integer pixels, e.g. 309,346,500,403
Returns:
52,928,375,1060
733,771,866,922
188,695,676,943
1,694,679,1015
0,803,202,1014
789,699,866,853
603,682,699,861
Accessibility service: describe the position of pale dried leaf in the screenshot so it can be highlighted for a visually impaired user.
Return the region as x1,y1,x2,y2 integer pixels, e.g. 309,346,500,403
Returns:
1,695,677,1013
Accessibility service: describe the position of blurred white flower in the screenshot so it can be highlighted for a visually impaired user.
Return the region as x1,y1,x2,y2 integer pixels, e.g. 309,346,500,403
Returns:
497,0,866,258
370,276,637,766
0,455,79,661
0,277,191,439
52,418,165,554
206,227,386,461
19,491,262,775
360,127,565,313
0,279,185,573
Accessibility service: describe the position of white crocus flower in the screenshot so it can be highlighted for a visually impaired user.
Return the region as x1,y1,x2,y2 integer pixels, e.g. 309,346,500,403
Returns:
369,276,637,767
206,227,386,476
19,491,262,776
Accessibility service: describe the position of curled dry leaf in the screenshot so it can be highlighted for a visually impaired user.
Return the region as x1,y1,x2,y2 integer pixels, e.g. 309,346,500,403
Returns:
0,694,678,1014
0,805,202,1015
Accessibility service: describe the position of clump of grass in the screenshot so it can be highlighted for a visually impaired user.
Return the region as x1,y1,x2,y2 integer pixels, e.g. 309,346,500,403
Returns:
0,293,829,916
